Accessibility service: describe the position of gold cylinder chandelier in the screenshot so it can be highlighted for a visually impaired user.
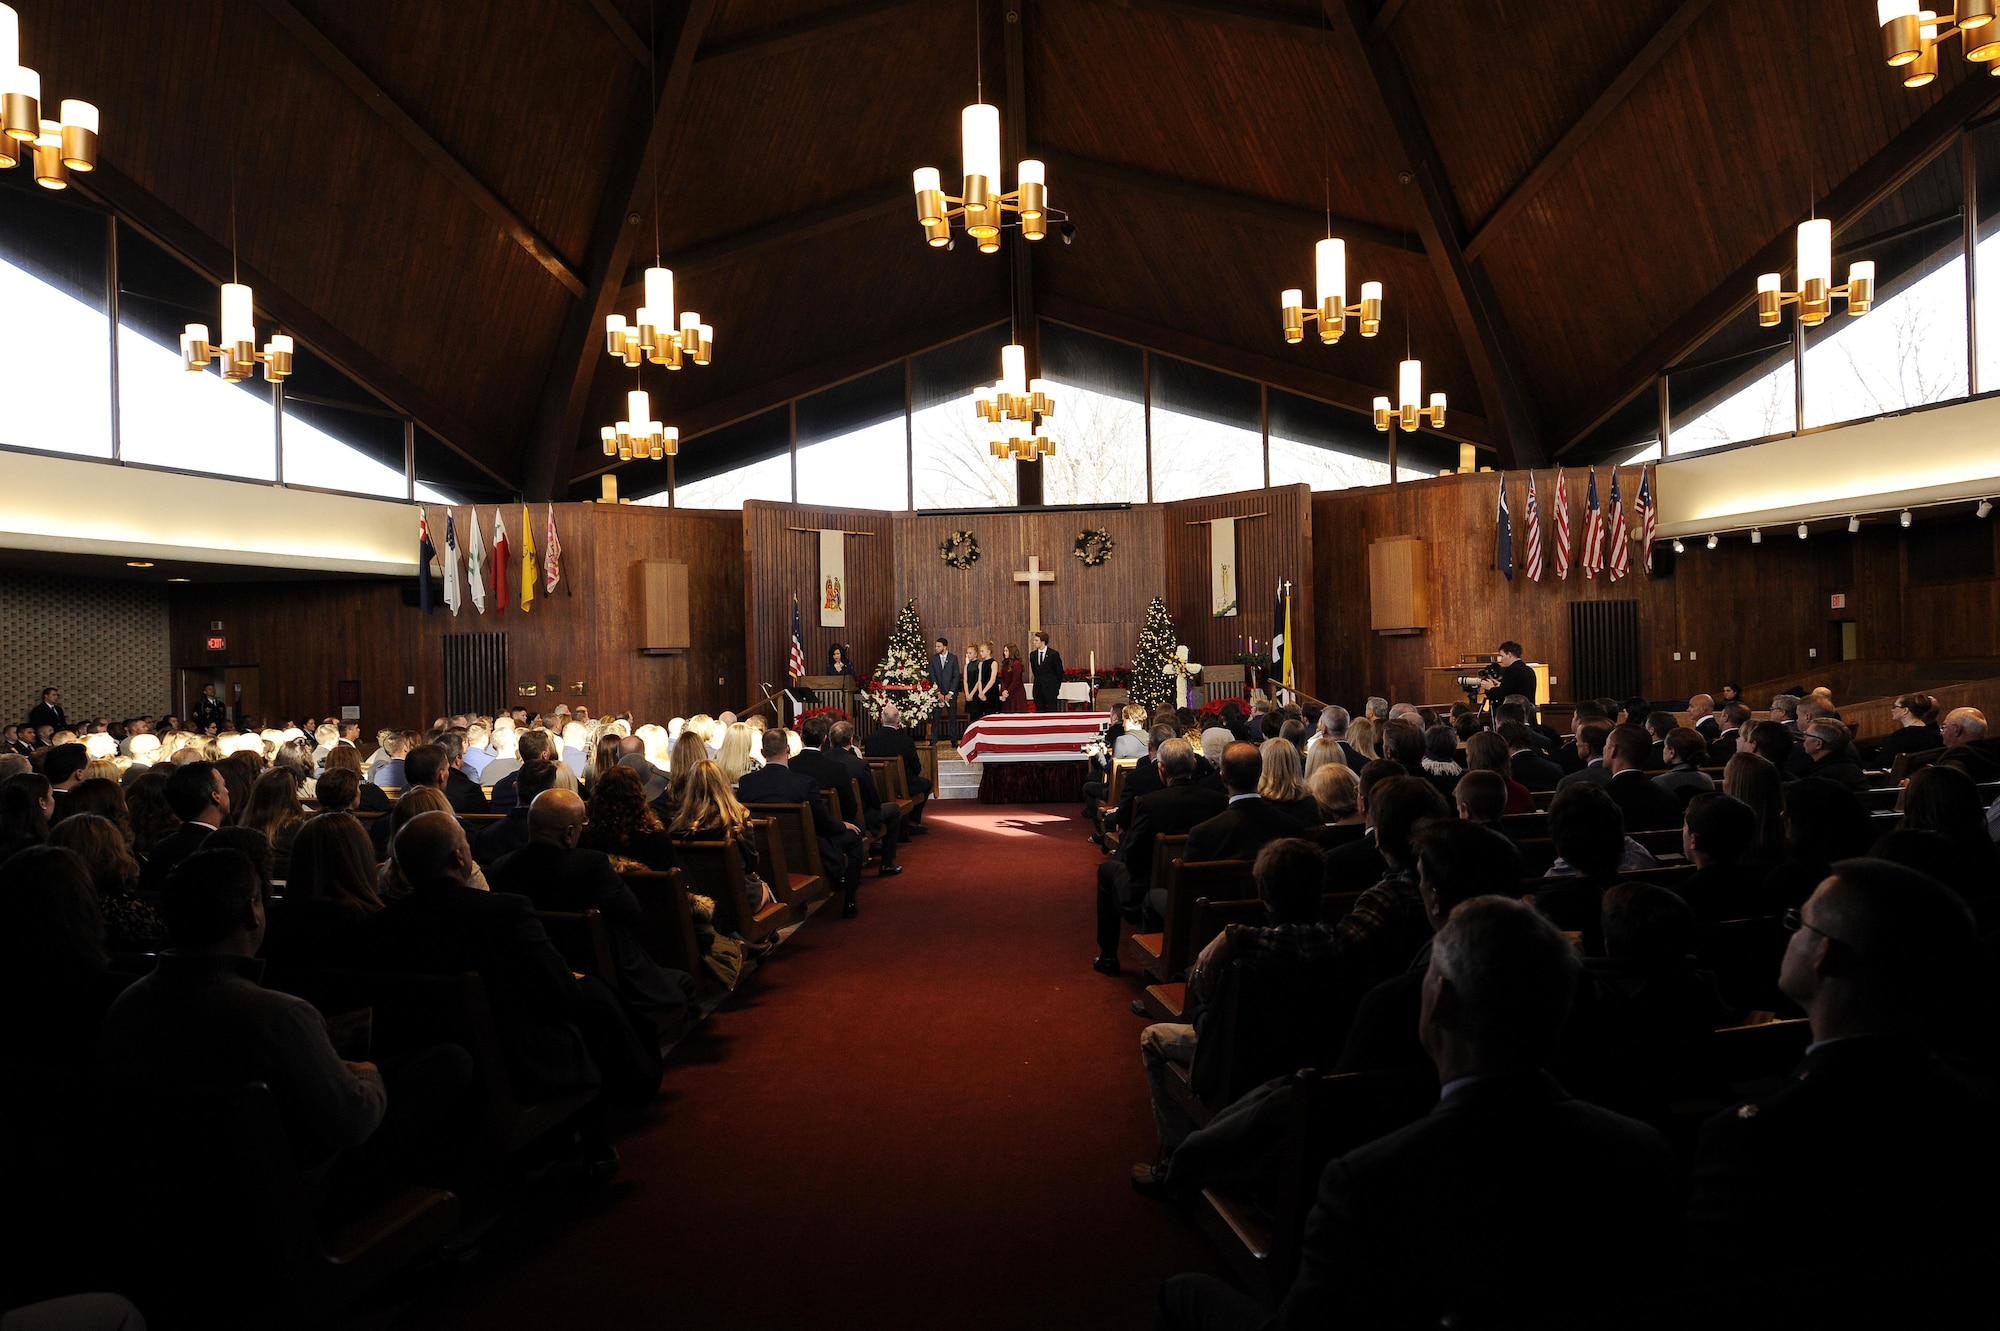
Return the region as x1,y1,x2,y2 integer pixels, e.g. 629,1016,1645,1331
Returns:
601,388,677,462
0,3,99,189
181,282,293,383
912,104,1069,254
1878,1,2000,87
1373,358,1445,433
1756,218,1874,327
604,266,712,370
1281,238,1383,345
975,342,1055,459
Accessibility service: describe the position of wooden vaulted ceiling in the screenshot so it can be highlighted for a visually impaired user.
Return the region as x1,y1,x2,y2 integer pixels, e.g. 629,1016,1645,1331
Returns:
21,0,2000,494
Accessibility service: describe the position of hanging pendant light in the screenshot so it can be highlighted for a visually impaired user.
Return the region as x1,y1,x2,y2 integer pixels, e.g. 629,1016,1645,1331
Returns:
1878,1,2000,89
974,341,1054,459
1373,357,1446,433
0,4,99,183
1281,237,1383,345
1757,218,1874,327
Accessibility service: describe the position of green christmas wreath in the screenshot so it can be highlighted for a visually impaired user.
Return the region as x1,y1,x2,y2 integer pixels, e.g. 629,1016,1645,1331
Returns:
940,529,980,569
1075,528,1115,566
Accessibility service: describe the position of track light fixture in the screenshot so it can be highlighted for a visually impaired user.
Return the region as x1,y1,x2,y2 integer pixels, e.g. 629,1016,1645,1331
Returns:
1849,514,1862,533
1750,528,1762,544
1901,509,1913,527
1797,523,1809,540
1979,498,1993,518
1671,539,1686,554
1707,534,1719,550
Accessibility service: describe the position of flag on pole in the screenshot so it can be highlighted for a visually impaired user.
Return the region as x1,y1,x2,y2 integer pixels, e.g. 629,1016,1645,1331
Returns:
1607,470,1631,581
1638,466,1658,574
1553,469,1573,581
466,506,487,613
787,595,807,679
544,504,563,596
1280,583,1294,694
442,510,462,615
1269,580,1287,694
1581,468,1605,579
519,504,537,613
1524,473,1545,582
417,512,436,613
1495,477,1515,582
491,509,510,615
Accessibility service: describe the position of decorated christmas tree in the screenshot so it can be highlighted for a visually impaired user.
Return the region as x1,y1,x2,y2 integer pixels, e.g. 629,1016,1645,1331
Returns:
859,597,944,723
1128,595,1178,712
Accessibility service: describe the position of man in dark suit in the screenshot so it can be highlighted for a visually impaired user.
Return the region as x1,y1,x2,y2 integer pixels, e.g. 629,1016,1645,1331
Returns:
1799,719,1869,791
1556,721,1615,793
1321,759,1407,894
27,687,66,733
494,728,554,814
1689,859,1994,1324
1674,792,1777,923
1092,738,1225,973
1707,700,1752,765
798,717,902,875
1688,692,1722,743
488,789,693,1012
140,760,231,897
927,638,961,741
1499,722,1564,791
1028,631,1064,713
191,683,229,733
430,734,490,813
1102,726,1175,836
1182,742,1302,864
473,758,559,865
361,812,602,1104
1157,896,1681,1331
738,728,866,915
1603,724,1684,832
862,703,931,830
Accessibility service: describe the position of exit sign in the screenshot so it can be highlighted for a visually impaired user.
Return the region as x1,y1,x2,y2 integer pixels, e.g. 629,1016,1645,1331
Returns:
1829,593,1847,609
206,634,226,651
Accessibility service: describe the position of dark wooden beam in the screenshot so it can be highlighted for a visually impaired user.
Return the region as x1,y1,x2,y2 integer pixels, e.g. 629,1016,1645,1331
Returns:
1465,0,1715,260
1331,0,1545,466
524,0,718,500
1006,0,1041,505
1371,0,1412,35
1044,151,1424,253
573,311,1008,480
249,0,586,298
581,0,652,65
76,165,511,490
1090,0,1335,43
694,0,925,67
1556,69,2000,457
614,184,908,299
1038,294,1494,447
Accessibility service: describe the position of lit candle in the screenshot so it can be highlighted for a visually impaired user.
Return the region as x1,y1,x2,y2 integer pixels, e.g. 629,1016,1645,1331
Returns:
1090,649,1096,678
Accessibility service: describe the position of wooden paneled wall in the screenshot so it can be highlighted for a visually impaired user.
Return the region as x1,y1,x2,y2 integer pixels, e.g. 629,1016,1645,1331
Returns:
741,502,898,699
1311,469,2000,708
166,502,745,728
1162,486,1315,698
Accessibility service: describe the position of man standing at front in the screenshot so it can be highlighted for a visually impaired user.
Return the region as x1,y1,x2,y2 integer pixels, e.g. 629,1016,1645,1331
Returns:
1030,631,1065,713
929,638,961,741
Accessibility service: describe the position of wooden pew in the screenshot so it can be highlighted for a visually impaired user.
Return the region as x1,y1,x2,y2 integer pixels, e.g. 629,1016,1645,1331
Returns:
533,908,618,986
1196,1068,1438,1307
1122,834,1190,979
1144,896,1264,1022
750,815,826,910
621,868,703,979
675,837,794,945
1131,858,1259,987
745,801,832,897
865,756,918,823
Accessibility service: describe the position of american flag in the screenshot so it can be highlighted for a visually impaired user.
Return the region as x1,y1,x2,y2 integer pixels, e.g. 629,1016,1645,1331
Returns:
1553,469,1572,580
1524,472,1545,582
1607,469,1630,581
1581,468,1605,579
1638,465,1658,574
787,595,806,679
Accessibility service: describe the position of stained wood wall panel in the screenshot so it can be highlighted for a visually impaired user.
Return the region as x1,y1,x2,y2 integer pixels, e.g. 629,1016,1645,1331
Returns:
166,502,744,727
1162,486,1315,696
742,502,897,698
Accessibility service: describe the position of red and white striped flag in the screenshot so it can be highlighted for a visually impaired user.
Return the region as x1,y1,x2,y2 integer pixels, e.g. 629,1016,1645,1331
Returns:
1524,473,1545,582
1607,469,1630,581
1581,468,1605,580
1638,465,1658,574
787,595,806,679
1553,469,1572,580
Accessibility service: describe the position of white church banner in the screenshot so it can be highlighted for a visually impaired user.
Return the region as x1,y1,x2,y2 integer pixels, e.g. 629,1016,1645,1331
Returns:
1209,517,1238,617
819,527,847,628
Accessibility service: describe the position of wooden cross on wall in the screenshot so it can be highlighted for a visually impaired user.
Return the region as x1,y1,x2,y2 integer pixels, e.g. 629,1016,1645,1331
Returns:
1014,555,1056,635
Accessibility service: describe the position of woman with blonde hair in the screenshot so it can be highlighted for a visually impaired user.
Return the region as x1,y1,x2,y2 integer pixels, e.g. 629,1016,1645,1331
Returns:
662,728,712,815
1346,716,1379,763
1304,735,1349,779
1258,737,1320,824
1307,764,1365,832
715,721,760,786
669,761,776,912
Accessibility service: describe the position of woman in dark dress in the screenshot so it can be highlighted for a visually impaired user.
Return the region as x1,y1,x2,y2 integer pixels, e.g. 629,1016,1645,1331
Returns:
999,642,1030,714
1869,693,1943,766
828,645,858,717
964,641,995,723
583,765,679,871
263,812,383,969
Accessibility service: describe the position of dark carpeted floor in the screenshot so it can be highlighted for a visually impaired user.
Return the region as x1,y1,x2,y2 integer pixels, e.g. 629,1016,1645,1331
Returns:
402,802,1224,1331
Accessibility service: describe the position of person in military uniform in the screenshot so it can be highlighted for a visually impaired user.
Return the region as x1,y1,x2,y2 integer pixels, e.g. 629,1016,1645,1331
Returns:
1688,858,1994,1325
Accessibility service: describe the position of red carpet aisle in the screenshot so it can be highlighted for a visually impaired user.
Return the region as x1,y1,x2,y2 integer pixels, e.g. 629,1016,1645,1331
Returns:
404,804,1224,1331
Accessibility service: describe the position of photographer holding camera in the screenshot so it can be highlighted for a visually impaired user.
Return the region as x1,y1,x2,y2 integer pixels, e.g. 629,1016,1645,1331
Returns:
1482,641,1538,712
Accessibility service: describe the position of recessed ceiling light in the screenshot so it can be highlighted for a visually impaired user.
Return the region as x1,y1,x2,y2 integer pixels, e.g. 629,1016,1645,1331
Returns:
167,577,190,583
126,560,154,568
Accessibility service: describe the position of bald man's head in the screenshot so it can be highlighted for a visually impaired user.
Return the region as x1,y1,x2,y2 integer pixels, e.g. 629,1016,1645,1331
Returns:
393,810,472,888
619,735,644,756
528,788,587,849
